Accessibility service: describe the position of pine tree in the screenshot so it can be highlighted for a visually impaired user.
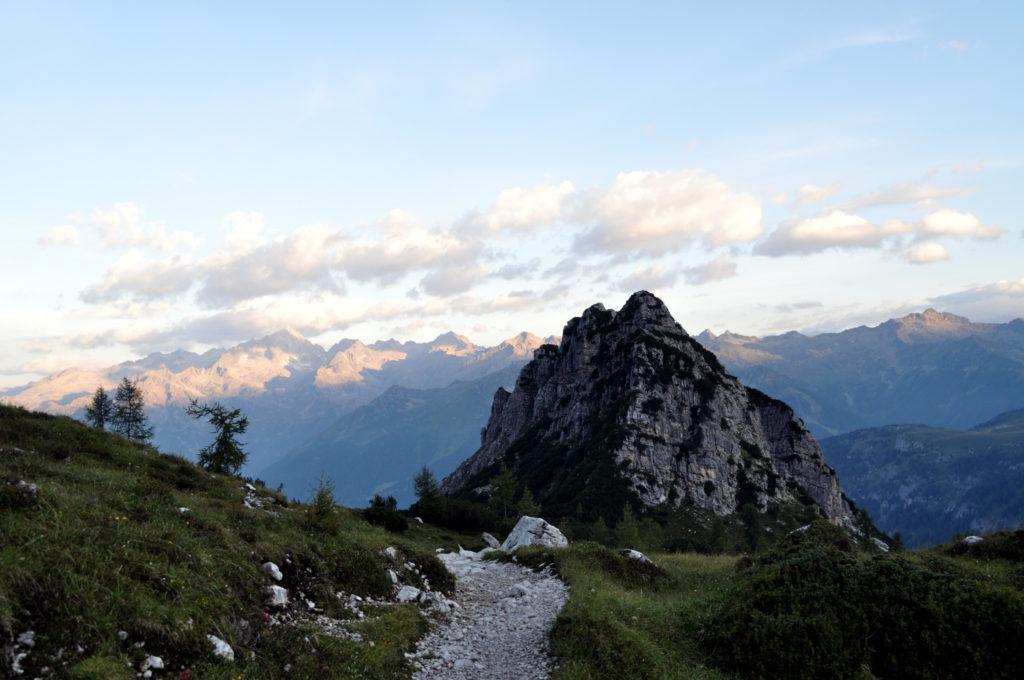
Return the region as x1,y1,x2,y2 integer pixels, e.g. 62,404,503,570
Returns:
84,386,113,430
488,463,516,519
516,486,541,516
186,398,249,476
413,466,441,502
616,505,642,548
111,378,153,444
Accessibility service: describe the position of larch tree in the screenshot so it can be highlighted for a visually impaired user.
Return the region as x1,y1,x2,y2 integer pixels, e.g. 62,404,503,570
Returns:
186,398,249,476
84,386,113,430
112,378,153,444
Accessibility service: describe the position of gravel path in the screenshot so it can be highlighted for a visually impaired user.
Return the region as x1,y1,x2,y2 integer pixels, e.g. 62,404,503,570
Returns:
411,549,569,679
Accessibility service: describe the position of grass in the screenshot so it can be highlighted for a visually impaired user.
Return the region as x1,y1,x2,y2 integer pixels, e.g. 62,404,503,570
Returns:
0,404,480,678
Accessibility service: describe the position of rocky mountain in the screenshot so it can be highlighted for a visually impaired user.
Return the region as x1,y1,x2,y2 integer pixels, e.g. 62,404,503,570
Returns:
698,310,1024,438
443,291,869,533
261,364,521,506
821,409,1024,546
4,329,554,472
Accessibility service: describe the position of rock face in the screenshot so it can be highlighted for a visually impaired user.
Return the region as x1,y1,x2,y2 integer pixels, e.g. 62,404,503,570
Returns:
500,516,569,552
443,291,862,530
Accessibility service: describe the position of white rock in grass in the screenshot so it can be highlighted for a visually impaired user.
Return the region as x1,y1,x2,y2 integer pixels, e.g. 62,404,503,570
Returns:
207,635,234,661
388,569,399,584
265,585,289,609
16,631,34,647
383,546,399,561
620,549,655,565
962,535,984,545
140,655,164,671
481,532,501,549
870,537,890,552
396,585,421,602
262,561,283,581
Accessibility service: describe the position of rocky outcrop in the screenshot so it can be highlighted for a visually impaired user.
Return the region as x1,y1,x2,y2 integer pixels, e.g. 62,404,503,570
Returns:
443,291,863,531
500,516,569,552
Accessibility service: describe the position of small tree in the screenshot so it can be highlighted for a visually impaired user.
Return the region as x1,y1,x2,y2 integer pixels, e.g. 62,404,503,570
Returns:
488,463,516,519
186,398,249,476
84,386,113,430
112,377,153,444
516,487,541,516
413,466,441,503
306,474,340,534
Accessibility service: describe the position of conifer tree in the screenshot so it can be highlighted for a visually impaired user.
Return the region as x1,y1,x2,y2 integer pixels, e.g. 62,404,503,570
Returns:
516,486,541,516
413,466,441,502
84,386,113,430
111,378,153,444
186,398,249,476
488,463,516,518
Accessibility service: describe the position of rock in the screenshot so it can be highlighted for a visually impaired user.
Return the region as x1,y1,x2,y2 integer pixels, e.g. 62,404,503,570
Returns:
388,569,399,584
504,582,530,598
441,291,865,533
207,635,234,661
140,655,164,671
265,585,289,609
16,631,34,647
178,507,190,514
962,535,985,545
620,549,654,565
383,546,399,561
870,537,890,552
262,561,283,581
481,532,501,549
414,516,424,524
790,524,811,534
500,516,568,552
117,630,128,641
418,590,451,614
15,481,38,497
396,585,422,602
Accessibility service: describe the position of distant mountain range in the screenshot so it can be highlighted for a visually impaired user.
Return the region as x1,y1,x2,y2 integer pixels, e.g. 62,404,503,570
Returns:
4,329,555,474
698,310,1024,438
822,409,1024,546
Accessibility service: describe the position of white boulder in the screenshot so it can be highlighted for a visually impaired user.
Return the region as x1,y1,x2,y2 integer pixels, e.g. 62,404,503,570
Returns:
620,549,655,565
962,535,984,545
870,537,890,552
383,546,399,561
264,585,289,609
262,561,283,581
140,655,164,672
481,532,501,549
500,516,568,552
207,635,234,661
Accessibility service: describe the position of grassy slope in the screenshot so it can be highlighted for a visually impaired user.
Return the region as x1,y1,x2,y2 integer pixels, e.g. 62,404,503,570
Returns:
0,404,481,679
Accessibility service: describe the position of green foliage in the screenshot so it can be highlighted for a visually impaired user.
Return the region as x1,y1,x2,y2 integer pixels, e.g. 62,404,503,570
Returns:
704,520,1024,680
306,474,342,535
185,398,249,476
84,386,113,430
945,529,1024,561
410,495,499,532
110,377,153,444
363,494,408,533
516,486,541,516
488,463,516,518
412,466,440,503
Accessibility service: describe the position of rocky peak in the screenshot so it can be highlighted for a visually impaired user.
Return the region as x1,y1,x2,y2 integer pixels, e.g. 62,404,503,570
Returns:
443,291,864,532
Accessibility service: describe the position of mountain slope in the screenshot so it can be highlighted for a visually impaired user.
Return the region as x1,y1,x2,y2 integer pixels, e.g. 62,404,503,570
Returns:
444,291,870,534
700,311,1024,437
821,410,1024,546
262,365,522,506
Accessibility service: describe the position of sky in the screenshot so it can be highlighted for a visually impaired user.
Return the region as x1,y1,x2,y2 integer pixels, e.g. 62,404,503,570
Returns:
1,1,1022,387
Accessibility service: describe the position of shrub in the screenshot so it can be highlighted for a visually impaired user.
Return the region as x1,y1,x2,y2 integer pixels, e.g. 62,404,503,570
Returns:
363,495,408,533
411,496,499,532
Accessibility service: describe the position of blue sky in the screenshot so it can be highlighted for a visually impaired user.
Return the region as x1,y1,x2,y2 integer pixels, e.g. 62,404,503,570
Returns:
1,1,1022,386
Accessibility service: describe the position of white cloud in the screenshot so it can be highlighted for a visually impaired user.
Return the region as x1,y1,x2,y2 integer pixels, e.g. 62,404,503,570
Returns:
620,265,678,292
81,252,196,303
929,278,1024,322
794,182,841,206
682,254,738,285
420,265,488,297
223,210,266,252
919,209,1002,240
92,202,196,251
905,241,949,265
38,224,79,247
480,181,574,231
577,170,762,256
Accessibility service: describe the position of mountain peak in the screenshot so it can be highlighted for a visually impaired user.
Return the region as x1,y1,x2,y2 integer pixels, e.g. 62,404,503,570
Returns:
429,331,477,356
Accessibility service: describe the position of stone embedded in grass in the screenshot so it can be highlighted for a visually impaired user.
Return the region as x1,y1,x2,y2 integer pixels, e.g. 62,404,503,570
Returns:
140,655,164,671
16,630,34,647
620,549,655,566
396,585,421,602
962,535,984,545
481,532,501,549
265,585,289,609
207,634,234,661
383,546,399,561
388,569,399,584
262,561,283,581
870,537,890,552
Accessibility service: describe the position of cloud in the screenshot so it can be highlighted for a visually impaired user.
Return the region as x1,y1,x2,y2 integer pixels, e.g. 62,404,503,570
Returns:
478,181,574,231
942,40,969,52
758,209,909,255
905,241,949,265
772,301,823,313
620,265,678,292
576,170,762,256
420,265,488,296
758,208,1000,257
92,202,196,251
682,254,738,285
794,182,841,206
81,252,196,303
38,224,79,247
223,211,266,252
929,278,1024,321
842,182,969,211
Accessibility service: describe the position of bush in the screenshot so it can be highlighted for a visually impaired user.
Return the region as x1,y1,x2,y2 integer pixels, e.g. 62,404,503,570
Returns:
704,520,1024,680
411,496,499,532
946,530,1024,561
304,475,341,535
363,495,408,533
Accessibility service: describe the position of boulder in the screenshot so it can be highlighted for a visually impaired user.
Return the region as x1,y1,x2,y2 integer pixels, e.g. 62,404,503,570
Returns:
962,535,984,545
620,549,654,565
264,585,289,609
207,635,234,661
481,532,501,549
870,537,890,552
500,516,568,552
382,546,399,561
418,590,451,613
140,655,164,672
262,561,283,581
